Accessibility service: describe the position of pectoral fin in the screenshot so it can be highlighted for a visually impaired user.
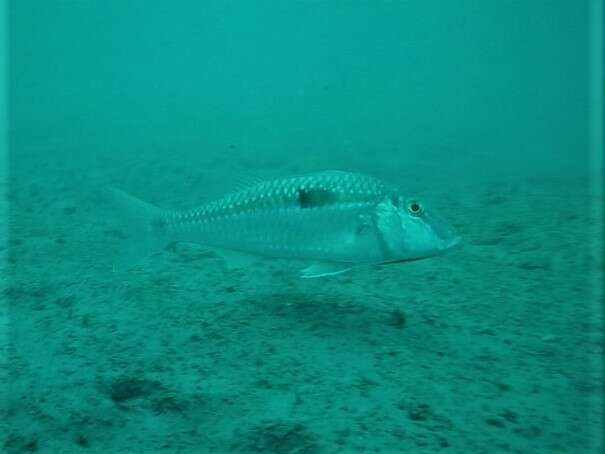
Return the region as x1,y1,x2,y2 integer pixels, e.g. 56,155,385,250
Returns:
300,262,353,278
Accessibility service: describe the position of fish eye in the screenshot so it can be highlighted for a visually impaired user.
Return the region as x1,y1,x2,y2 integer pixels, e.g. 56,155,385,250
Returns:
406,199,424,216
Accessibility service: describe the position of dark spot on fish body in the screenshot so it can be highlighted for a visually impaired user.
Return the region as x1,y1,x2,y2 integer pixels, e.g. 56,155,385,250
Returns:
152,217,168,235
355,222,373,236
297,188,338,208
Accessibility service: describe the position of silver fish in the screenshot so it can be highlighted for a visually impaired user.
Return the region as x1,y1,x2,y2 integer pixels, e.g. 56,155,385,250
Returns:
110,170,460,277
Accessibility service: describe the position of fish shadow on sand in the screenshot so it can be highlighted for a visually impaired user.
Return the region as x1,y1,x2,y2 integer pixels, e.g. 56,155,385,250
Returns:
235,291,410,341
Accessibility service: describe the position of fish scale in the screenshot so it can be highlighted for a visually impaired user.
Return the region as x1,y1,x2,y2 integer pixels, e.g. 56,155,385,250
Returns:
163,171,395,263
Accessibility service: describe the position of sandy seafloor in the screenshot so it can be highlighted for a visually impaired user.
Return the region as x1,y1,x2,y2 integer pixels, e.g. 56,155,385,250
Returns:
2,145,603,453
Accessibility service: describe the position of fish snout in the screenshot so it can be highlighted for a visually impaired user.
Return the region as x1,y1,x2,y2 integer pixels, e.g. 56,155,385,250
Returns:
426,211,461,252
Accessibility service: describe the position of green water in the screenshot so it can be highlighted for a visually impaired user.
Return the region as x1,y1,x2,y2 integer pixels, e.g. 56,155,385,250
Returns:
4,1,603,452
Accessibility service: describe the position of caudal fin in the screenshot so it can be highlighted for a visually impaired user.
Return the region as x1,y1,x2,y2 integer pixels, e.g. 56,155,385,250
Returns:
106,188,170,271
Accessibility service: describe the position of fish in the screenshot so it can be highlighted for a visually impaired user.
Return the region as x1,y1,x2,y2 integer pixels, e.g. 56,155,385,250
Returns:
109,170,460,278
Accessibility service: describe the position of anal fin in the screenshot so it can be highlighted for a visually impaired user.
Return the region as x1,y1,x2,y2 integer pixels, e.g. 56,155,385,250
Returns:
300,262,353,278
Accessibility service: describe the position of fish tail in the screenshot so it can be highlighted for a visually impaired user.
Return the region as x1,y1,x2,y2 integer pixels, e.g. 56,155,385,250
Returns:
106,187,170,271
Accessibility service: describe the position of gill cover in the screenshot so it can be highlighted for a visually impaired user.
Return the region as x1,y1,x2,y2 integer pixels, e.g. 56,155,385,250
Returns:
374,197,405,260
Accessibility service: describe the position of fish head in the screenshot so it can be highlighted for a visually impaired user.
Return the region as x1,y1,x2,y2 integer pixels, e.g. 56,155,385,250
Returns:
375,195,460,262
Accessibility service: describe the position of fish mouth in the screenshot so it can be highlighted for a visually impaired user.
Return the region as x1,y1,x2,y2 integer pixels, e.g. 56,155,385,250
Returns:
424,208,460,251
439,235,462,251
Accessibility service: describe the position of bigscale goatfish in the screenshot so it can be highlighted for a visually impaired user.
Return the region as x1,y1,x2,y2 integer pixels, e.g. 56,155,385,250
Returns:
110,170,460,277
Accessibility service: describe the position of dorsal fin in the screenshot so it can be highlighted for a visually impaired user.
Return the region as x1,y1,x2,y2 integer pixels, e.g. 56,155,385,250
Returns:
231,174,266,192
